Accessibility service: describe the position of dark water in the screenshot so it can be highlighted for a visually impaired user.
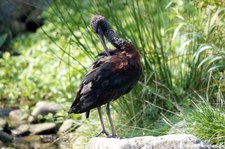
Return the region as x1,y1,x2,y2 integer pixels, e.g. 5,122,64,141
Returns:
0,135,60,149
0,108,14,117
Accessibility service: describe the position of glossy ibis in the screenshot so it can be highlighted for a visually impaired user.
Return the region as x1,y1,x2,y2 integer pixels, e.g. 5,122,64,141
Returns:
68,15,141,137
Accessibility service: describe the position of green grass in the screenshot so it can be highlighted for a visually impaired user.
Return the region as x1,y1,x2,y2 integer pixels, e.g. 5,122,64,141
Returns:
1,0,225,145
185,98,225,145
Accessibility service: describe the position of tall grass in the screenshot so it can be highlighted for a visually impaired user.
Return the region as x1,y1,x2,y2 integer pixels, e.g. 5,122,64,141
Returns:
41,0,225,135
185,98,225,145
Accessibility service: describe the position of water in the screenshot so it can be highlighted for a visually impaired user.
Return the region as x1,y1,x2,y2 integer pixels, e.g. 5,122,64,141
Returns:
0,135,60,149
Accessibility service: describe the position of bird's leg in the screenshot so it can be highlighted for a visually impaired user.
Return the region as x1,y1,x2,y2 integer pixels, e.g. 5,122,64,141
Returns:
98,28,110,56
106,102,117,137
96,106,109,137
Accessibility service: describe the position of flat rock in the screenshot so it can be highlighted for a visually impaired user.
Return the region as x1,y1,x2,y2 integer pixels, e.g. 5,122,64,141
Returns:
0,118,7,131
12,124,30,136
58,119,75,133
29,123,56,135
86,134,213,149
29,101,64,123
31,101,64,116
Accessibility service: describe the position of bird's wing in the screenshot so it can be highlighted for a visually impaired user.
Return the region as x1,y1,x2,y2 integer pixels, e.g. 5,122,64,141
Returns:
68,54,139,114
97,49,119,57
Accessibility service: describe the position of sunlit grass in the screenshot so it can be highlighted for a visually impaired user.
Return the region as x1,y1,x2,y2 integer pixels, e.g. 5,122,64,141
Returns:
185,98,225,145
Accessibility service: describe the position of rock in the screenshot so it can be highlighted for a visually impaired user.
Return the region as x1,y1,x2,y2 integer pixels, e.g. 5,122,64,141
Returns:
86,134,212,149
28,116,36,123
8,109,27,127
40,135,58,143
9,109,23,121
0,118,7,131
29,123,56,135
12,124,30,136
0,130,13,143
29,101,64,123
58,119,76,133
32,101,64,116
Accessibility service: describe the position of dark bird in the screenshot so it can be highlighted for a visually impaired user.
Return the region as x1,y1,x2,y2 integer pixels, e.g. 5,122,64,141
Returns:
68,15,141,137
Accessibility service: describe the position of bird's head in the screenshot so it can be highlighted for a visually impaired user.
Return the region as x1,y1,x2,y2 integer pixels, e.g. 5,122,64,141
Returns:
90,15,111,35
90,15,128,54
90,15,112,56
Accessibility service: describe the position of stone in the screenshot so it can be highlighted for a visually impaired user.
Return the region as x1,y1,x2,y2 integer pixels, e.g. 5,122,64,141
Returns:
8,109,27,127
9,109,23,121
58,119,76,133
86,134,213,149
28,116,37,123
32,101,64,116
12,124,30,136
29,101,64,123
0,118,7,131
29,123,56,135
0,130,13,143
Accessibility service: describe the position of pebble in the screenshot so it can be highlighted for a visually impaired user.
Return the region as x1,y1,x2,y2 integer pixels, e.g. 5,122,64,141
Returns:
0,130,13,143
9,109,23,121
58,119,75,133
29,123,56,135
12,124,30,136
31,101,64,116
0,118,7,131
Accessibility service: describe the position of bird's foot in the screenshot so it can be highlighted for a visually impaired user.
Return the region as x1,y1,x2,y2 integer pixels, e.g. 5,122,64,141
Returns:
95,129,109,137
106,134,124,139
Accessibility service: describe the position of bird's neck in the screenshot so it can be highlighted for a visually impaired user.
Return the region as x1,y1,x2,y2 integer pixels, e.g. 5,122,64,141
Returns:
102,25,140,60
104,29,126,50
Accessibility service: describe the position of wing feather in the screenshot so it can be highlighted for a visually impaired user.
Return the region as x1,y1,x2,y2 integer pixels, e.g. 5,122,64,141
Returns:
68,53,140,114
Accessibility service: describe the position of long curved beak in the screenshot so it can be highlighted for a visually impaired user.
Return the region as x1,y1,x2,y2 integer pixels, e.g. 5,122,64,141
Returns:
97,28,110,56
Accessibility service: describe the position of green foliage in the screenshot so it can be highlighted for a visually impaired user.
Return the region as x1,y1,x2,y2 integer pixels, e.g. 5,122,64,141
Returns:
191,0,225,8
0,23,86,105
0,34,7,48
36,110,72,125
185,100,225,145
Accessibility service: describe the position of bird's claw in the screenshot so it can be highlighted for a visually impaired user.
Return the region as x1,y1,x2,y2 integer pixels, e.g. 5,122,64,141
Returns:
95,129,109,137
95,130,124,139
106,134,123,139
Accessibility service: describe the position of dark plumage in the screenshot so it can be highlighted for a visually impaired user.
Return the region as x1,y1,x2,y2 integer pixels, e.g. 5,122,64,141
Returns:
68,15,141,137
